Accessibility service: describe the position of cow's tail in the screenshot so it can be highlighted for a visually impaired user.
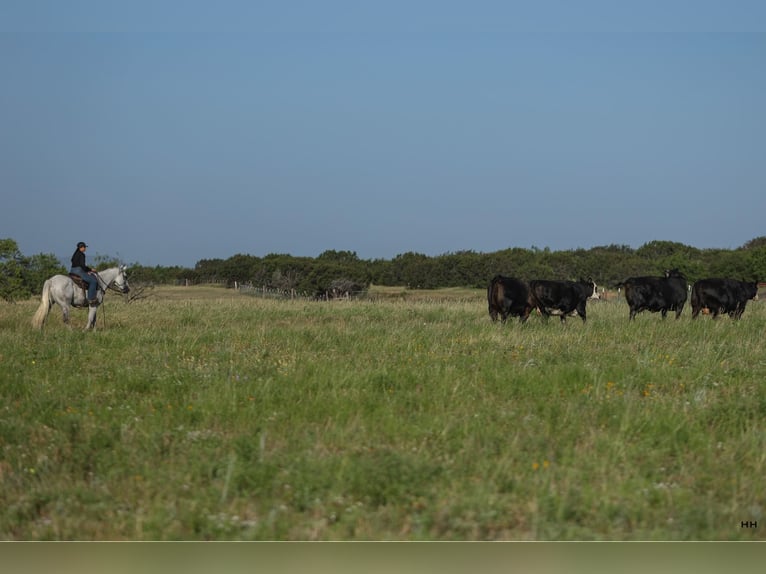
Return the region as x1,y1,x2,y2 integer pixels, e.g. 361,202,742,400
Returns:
31,279,53,330
690,282,700,309
488,275,502,320
614,280,631,304
526,280,540,307
488,275,503,300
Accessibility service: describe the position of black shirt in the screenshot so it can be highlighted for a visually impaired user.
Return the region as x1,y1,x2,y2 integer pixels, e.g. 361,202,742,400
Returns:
71,249,92,272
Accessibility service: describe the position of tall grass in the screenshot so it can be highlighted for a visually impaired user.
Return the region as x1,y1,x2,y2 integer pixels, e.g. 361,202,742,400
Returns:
1,287,764,539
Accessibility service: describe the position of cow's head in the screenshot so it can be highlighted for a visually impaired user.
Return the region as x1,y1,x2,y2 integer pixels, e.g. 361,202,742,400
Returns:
580,277,600,299
746,280,759,301
664,269,685,279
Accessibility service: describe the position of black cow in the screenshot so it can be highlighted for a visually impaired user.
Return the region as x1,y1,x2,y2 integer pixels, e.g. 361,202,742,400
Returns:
691,278,759,319
487,275,533,323
528,279,598,323
618,269,688,320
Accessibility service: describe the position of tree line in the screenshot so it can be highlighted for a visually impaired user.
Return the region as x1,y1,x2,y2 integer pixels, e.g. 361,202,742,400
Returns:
2,237,765,302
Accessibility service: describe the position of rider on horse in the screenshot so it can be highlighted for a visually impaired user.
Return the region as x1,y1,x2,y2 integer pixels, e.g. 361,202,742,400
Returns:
70,241,99,305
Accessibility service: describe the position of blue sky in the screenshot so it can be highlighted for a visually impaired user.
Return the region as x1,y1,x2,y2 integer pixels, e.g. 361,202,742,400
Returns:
1,1,765,267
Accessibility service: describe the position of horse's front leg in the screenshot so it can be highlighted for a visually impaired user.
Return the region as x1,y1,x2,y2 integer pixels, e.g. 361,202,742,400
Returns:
85,306,98,330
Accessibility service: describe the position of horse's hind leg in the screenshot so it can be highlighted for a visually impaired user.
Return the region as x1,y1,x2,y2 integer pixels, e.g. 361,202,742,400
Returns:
61,305,72,328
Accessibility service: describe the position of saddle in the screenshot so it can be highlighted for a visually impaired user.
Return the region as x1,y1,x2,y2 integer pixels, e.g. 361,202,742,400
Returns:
69,273,98,306
69,273,89,291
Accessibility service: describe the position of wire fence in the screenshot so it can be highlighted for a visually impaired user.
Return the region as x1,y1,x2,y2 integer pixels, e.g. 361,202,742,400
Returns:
237,284,310,300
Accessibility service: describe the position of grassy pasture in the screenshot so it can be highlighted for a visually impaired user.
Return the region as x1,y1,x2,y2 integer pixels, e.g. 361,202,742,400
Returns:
1,285,764,540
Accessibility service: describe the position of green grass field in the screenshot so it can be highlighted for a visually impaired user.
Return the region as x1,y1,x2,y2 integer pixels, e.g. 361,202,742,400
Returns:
1,285,764,540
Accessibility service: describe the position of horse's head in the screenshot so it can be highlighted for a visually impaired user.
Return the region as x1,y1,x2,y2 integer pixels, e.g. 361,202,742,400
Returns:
114,265,130,294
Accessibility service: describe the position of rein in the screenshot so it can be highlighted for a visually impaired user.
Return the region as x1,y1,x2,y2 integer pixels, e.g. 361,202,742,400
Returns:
92,269,126,329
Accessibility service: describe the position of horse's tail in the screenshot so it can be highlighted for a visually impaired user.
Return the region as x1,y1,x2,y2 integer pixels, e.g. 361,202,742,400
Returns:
31,280,53,330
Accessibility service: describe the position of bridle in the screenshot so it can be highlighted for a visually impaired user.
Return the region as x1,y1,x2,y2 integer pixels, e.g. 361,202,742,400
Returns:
107,280,129,295
93,269,130,295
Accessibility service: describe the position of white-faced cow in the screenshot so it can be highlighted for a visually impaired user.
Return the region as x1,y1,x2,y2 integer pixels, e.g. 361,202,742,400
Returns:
528,278,599,323
487,275,533,323
618,269,688,320
691,278,759,319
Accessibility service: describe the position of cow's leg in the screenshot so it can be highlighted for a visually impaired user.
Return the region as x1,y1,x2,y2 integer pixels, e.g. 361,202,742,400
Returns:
691,305,700,319
489,302,499,322
674,304,684,319
577,303,587,323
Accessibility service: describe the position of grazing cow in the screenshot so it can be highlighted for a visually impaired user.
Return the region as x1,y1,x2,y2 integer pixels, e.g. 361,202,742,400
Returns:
617,269,688,320
691,278,759,319
528,279,598,323
487,275,533,323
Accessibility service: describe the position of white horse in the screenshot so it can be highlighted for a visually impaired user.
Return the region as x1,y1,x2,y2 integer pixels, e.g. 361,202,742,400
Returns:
32,265,130,330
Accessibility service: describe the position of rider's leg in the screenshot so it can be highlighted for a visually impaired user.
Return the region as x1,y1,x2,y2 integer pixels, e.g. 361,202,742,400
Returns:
86,275,98,301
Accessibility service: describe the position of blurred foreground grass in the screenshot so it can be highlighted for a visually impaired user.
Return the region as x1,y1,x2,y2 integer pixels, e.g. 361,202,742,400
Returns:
1,285,764,539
